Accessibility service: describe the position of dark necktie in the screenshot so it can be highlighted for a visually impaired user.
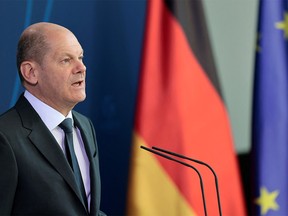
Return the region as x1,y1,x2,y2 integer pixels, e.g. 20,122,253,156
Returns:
59,118,87,208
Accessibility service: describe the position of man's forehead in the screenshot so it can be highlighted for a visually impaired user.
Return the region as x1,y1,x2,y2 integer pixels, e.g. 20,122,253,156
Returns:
50,45,84,57
46,32,83,55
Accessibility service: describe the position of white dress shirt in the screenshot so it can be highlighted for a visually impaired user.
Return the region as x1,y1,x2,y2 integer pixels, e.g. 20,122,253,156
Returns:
24,90,91,210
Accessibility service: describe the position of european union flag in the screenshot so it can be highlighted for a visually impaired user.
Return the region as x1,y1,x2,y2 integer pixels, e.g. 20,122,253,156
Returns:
252,0,288,215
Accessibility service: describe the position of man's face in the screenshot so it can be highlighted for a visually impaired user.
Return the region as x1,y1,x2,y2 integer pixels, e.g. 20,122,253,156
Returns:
36,29,86,114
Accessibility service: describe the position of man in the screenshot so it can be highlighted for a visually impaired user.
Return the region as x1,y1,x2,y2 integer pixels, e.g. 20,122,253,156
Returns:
0,22,106,215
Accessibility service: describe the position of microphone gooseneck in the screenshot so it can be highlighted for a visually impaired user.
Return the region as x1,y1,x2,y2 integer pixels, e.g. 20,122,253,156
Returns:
140,145,208,216
151,146,222,216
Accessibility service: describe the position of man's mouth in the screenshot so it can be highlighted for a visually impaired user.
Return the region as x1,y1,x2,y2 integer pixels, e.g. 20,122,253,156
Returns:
72,80,84,87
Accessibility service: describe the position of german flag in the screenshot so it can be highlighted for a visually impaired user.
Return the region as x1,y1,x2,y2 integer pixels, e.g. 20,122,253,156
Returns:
127,0,246,215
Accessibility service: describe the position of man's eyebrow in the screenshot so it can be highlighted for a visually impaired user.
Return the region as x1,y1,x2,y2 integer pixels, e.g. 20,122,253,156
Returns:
59,50,84,57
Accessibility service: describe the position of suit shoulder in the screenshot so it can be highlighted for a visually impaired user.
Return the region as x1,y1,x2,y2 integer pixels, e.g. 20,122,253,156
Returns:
72,110,90,122
72,110,97,139
0,107,19,127
72,110,95,130
0,106,16,118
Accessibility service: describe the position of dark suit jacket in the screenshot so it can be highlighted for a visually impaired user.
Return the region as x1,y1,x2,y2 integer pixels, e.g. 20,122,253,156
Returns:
0,95,105,216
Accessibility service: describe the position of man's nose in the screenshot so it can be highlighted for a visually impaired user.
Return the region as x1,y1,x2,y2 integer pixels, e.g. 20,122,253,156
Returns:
74,60,86,73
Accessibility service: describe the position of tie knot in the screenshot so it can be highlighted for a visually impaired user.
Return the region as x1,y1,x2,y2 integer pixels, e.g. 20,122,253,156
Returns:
59,118,73,133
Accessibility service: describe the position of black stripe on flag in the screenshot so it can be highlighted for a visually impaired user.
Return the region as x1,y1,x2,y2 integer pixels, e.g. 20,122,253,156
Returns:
164,0,223,99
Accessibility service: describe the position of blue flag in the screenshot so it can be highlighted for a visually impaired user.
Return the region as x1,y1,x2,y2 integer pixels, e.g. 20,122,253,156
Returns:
253,0,288,215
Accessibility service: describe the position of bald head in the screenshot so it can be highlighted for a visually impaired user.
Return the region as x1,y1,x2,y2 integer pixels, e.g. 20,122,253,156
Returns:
16,22,73,82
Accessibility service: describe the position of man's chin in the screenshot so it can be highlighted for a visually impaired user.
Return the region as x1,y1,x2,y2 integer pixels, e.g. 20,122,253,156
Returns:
76,94,86,103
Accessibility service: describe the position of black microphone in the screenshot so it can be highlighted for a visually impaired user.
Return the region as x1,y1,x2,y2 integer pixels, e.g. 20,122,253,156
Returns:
151,146,222,216
140,145,208,216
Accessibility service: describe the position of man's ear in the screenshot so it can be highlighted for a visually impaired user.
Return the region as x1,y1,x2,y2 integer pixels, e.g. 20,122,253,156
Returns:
20,61,38,85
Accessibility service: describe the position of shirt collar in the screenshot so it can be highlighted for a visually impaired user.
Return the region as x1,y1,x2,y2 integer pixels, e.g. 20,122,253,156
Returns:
24,90,73,131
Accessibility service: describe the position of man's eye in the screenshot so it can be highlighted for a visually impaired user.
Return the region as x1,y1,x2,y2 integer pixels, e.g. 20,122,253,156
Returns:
62,58,71,63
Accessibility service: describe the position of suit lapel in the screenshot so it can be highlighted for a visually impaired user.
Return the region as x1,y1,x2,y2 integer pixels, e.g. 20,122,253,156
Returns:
73,113,98,216
73,115,96,158
15,95,87,211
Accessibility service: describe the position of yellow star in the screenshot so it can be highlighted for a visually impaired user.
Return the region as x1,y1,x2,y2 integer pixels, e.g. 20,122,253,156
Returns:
255,187,279,215
275,12,288,38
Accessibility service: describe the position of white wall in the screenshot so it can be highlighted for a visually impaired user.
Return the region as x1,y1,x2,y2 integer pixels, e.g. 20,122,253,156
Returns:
203,0,259,153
